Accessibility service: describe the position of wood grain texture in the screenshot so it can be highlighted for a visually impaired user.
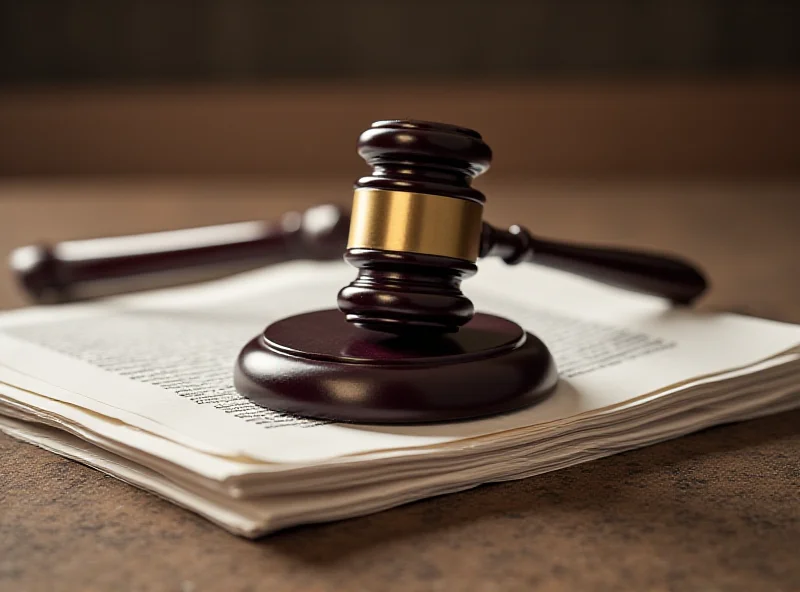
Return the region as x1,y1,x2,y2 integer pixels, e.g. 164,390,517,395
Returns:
1,179,799,591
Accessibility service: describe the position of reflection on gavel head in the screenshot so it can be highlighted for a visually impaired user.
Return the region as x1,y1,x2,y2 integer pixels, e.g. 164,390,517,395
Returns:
338,120,492,335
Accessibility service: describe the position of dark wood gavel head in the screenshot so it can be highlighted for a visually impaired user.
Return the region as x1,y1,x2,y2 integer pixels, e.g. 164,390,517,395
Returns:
338,120,493,335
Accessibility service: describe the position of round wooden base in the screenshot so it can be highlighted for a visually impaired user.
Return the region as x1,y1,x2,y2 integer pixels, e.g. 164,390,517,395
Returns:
234,309,558,424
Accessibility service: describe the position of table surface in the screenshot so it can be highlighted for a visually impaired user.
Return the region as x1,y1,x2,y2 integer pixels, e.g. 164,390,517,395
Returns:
1,179,799,592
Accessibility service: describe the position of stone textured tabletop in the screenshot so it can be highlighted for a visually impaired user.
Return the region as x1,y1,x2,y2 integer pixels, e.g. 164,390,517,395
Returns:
1,180,798,591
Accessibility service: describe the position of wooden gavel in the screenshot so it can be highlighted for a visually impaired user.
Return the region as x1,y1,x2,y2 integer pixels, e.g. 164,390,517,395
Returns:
12,160,706,322
10,205,707,314
10,120,709,424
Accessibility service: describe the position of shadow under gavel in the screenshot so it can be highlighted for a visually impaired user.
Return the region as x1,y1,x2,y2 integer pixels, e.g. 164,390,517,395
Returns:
10,203,707,305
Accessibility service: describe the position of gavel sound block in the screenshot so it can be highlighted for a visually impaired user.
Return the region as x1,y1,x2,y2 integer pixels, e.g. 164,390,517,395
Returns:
11,120,708,424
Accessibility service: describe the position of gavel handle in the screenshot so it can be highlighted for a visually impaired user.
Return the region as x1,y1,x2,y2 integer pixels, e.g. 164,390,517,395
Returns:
10,204,350,304
10,204,707,306
481,223,708,304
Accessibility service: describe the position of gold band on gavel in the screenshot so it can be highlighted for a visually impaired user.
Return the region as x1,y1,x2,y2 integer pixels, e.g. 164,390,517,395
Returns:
347,189,484,262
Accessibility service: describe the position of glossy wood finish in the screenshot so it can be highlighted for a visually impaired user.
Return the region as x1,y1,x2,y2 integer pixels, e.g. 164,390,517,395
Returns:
231,113,701,422
337,249,478,334
10,204,349,303
11,208,709,309
481,223,708,304
8,119,706,329
355,120,491,203
338,121,488,334
234,121,555,424
340,120,707,334
235,310,557,423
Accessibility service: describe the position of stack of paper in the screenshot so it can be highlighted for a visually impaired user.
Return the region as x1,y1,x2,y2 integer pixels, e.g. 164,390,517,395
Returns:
1,260,797,537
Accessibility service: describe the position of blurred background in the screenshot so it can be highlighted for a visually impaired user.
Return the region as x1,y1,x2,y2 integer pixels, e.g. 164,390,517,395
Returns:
0,0,798,311
1,0,798,178
3,0,798,84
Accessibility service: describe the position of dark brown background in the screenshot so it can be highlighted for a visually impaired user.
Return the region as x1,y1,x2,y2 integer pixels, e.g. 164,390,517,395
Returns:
2,0,798,84
1,0,799,179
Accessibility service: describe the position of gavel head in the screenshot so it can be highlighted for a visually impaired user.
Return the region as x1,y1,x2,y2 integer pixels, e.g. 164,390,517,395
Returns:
337,120,492,335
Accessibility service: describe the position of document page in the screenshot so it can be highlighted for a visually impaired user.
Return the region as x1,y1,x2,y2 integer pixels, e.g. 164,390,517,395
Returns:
1,260,798,465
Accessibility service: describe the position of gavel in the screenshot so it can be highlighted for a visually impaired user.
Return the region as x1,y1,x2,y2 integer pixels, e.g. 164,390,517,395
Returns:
10,120,708,424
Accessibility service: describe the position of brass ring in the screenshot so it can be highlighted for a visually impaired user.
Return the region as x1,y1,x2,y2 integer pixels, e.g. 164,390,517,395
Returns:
347,189,484,262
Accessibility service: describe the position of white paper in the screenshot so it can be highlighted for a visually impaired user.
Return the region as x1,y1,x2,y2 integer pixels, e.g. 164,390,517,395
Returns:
1,259,799,536
0,260,798,465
